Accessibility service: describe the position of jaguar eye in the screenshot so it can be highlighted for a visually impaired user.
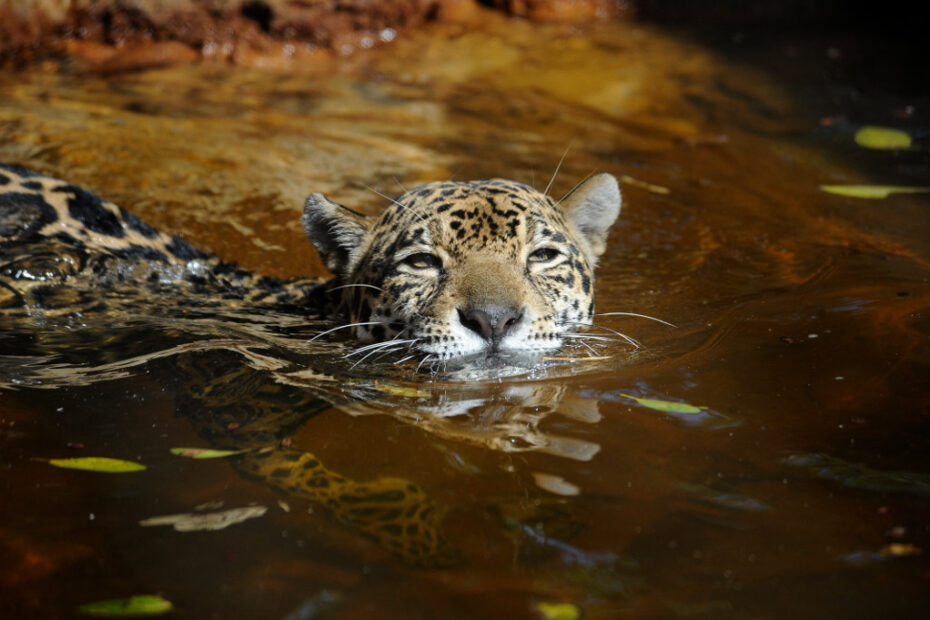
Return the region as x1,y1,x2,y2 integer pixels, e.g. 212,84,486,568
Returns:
400,252,442,270
528,247,562,264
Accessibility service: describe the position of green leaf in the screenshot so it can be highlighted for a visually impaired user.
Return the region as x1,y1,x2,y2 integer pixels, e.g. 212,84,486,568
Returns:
536,602,579,620
47,457,146,473
373,381,429,398
620,393,706,414
169,447,246,459
854,126,912,150
77,594,172,616
819,185,930,199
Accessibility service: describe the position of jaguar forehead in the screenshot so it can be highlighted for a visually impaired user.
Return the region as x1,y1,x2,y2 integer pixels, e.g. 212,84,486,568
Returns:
383,181,557,251
393,180,549,216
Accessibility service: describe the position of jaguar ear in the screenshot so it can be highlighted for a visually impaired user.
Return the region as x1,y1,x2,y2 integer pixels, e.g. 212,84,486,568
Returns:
559,173,621,260
303,193,370,275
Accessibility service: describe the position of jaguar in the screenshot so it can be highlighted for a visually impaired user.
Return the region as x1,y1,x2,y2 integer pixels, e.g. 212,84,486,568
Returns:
0,162,621,566
0,163,621,361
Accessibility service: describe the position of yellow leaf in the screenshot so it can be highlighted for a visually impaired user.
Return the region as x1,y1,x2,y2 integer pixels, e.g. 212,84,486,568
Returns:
619,174,670,195
854,126,912,150
169,447,246,459
77,594,172,616
819,185,930,199
880,543,922,557
620,393,705,414
47,457,146,473
536,602,580,620
373,381,429,398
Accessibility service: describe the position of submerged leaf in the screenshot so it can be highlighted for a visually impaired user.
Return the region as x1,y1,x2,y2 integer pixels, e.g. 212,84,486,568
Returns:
532,472,580,496
373,381,429,398
819,185,930,199
676,482,769,512
784,453,930,497
139,505,268,531
620,393,705,414
77,594,172,617
854,126,912,150
536,602,579,620
47,457,146,473
169,447,246,459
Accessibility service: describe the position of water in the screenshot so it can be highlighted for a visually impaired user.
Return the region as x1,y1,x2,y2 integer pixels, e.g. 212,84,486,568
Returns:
2,13,929,619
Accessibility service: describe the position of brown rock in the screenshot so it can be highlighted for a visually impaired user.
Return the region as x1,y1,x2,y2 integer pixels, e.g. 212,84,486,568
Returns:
1,0,627,70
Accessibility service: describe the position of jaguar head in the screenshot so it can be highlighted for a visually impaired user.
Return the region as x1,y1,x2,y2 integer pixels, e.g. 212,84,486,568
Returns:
303,174,621,360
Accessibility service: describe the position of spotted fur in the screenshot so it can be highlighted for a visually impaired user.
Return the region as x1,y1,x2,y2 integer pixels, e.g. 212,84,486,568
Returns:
0,163,322,314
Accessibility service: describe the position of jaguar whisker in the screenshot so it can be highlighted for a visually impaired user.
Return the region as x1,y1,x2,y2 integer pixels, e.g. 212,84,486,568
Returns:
563,332,620,342
568,339,599,356
596,311,677,328
350,344,410,368
344,338,418,358
564,331,642,349
555,171,596,206
368,339,421,364
362,184,426,224
306,321,389,343
544,144,572,196
415,354,435,374
564,320,639,340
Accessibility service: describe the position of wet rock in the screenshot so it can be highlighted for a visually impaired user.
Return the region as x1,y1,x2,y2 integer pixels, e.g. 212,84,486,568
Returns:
0,0,446,69
65,39,199,73
1,1,632,70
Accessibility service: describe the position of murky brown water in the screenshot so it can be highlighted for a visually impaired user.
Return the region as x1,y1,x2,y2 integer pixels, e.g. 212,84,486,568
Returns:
2,12,930,619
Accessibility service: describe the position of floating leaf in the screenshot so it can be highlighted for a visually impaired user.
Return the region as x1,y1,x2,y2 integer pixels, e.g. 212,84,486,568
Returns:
77,594,172,617
620,174,670,195
880,543,922,557
139,506,267,532
854,126,912,150
169,447,246,459
536,602,579,620
620,393,705,414
47,457,146,473
373,381,429,398
819,185,930,199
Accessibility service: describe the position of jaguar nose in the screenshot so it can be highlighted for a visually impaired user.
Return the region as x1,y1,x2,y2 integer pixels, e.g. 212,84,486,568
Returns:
457,305,523,344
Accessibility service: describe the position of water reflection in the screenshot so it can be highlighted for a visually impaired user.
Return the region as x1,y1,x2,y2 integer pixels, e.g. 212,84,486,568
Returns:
338,382,603,462
0,295,625,566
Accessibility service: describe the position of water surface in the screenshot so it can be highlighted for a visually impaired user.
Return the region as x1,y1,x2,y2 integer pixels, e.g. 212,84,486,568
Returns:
2,13,929,619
